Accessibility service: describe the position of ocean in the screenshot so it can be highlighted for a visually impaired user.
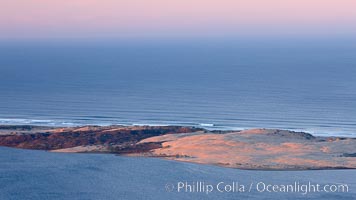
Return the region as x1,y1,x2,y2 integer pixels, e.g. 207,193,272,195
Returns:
0,39,356,200
0,39,355,136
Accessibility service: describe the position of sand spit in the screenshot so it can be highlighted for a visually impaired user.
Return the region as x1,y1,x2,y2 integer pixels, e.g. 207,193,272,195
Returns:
0,125,355,170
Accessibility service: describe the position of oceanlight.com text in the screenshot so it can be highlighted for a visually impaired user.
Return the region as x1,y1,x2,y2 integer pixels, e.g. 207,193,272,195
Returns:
165,181,349,195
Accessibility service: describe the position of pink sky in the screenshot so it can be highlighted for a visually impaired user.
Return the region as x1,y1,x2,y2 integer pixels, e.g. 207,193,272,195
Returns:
1,0,356,38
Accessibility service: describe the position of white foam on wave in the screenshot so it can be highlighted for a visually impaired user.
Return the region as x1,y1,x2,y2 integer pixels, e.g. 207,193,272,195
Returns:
132,123,170,127
198,123,214,127
0,118,355,137
0,118,73,127
287,127,356,137
0,118,53,124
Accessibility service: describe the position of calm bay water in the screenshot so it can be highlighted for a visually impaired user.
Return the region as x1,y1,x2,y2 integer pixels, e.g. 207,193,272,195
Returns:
0,39,355,136
0,147,355,200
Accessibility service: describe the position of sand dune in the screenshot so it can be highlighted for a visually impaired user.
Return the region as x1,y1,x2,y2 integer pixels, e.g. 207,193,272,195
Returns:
139,129,356,170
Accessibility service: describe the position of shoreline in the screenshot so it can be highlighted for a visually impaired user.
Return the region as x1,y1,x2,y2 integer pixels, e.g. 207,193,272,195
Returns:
1,121,355,137
0,124,355,170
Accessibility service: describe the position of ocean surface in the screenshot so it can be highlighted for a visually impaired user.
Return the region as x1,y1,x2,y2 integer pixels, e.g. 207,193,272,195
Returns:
0,147,355,200
0,39,355,136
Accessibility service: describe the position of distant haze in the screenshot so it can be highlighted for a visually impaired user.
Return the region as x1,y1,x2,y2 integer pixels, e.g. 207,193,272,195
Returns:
1,0,356,39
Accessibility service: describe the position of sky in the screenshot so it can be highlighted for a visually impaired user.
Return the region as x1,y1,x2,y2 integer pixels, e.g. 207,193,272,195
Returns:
1,0,356,39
